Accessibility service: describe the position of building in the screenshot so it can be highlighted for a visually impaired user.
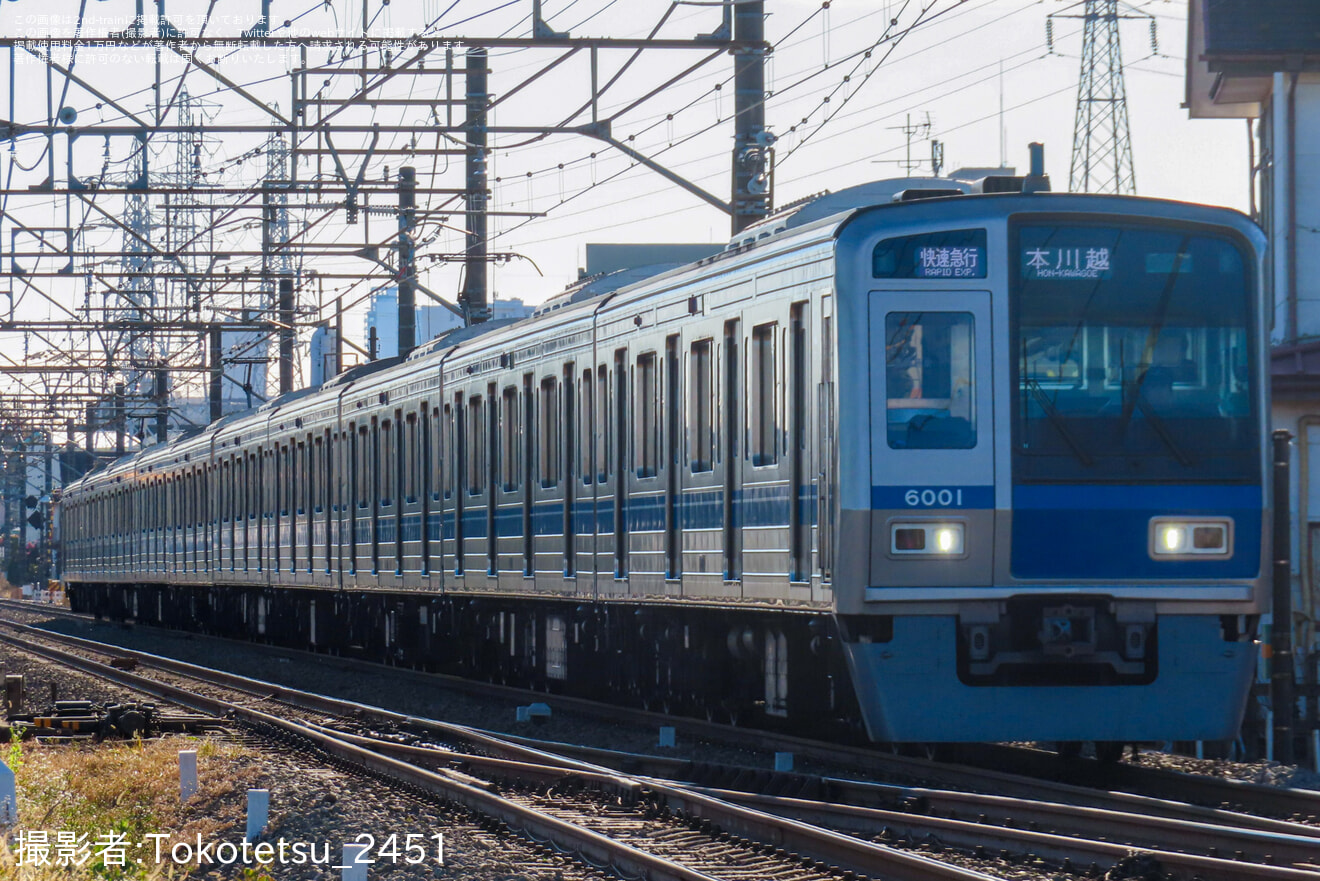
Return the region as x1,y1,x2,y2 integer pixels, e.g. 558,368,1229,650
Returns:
364,288,534,360
1186,0,1320,665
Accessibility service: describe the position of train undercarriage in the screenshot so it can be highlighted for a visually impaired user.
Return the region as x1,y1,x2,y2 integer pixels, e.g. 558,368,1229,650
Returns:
67,582,858,736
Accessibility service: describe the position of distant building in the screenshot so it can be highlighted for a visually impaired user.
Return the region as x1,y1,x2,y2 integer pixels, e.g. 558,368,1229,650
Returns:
364,288,533,359
310,324,340,387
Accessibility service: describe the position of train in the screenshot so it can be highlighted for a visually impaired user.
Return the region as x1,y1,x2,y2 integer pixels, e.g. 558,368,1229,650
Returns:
58,168,1270,750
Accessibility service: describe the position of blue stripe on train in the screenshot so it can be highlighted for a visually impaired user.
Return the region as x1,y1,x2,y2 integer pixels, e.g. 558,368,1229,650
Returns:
444,484,816,542
1011,483,1262,579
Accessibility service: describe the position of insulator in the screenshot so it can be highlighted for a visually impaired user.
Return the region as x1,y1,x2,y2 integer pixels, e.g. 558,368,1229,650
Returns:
1150,20,1158,54
1046,19,1054,53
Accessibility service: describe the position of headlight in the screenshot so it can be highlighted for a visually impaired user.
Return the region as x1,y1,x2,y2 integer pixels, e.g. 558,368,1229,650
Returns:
1150,518,1231,558
891,522,965,556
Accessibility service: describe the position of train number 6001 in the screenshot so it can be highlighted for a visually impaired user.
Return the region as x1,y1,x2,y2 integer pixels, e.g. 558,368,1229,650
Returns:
903,488,962,507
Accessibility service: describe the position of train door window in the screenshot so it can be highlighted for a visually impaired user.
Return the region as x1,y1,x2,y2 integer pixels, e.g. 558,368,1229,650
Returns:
540,376,560,487
613,349,628,577
819,312,834,579
502,386,520,492
665,336,681,579
723,320,741,580
487,382,498,575
467,395,485,495
751,322,779,466
884,312,976,449
580,368,592,486
286,445,295,571
420,405,432,573
597,366,610,483
690,338,713,472
371,418,382,570
396,415,408,502
564,362,576,576
399,411,408,574
355,425,370,509
444,402,456,502
790,303,809,581
427,406,439,502
523,374,535,575
405,414,418,502
256,450,265,568
379,418,393,506
454,395,465,573
282,445,292,515
636,352,658,478
311,438,322,512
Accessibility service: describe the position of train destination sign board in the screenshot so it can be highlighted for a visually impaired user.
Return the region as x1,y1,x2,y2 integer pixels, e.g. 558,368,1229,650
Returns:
1021,245,1113,280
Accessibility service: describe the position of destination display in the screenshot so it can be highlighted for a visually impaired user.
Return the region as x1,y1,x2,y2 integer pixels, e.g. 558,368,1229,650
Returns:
1021,245,1113,280
873,228,987,279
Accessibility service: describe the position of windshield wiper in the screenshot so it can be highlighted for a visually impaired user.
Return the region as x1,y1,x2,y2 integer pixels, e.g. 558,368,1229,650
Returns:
1026,379,1093,466
1133,389,1193,467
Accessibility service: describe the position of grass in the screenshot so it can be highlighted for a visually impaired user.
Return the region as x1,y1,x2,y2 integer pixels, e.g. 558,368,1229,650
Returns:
1,735,265,880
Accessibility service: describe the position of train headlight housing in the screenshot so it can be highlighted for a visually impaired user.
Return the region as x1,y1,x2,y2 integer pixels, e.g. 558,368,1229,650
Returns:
1150,518,1231,559
891,522,965,556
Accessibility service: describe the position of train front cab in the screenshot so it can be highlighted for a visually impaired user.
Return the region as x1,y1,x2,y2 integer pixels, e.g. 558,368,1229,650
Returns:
833,198,1267,744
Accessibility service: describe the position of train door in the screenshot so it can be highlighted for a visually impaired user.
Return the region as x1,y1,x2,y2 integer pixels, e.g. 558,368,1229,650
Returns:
868,291,993,588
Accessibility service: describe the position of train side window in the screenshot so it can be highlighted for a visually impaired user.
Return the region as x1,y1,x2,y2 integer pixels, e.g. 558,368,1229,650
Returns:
379,418,393,506
405,414,418,503
446,403,457,501
636,352,658,478
580,368,592,485
356,425,370,508
751,322,779,466
884,311,976,449
689,339,713,472
467,394,485,495
502,386,520,492
427,406,440,502
312,437,323,511
597,366,610,483
280,445,291,516
540,376,560,488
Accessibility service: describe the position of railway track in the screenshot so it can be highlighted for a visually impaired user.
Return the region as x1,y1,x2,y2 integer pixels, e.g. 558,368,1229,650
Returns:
3,610,1318,881
0,617,1004,881
18,596,1319,834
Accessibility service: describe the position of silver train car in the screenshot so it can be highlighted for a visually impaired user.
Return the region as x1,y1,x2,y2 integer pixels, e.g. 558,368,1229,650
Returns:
60,178,1269,746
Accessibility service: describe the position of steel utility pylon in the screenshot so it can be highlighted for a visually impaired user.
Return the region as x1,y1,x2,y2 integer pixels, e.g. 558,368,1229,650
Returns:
1049,0,1153,195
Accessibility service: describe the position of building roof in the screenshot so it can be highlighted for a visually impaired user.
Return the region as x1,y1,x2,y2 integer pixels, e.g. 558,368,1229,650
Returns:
1183,0,1320,119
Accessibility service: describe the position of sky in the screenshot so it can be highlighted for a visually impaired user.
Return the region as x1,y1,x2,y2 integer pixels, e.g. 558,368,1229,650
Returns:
0,0,1252,395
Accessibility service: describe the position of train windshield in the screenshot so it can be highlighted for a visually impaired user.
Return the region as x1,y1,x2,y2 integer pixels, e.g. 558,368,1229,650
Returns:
1012,223,1257,483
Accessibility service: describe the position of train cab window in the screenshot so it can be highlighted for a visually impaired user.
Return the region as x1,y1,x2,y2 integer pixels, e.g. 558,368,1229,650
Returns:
751,323,779,466
502,386,520,492
690,339,714,472
636,353,658,478
540,376,560,487
467,395,486,495
885,312,976,449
